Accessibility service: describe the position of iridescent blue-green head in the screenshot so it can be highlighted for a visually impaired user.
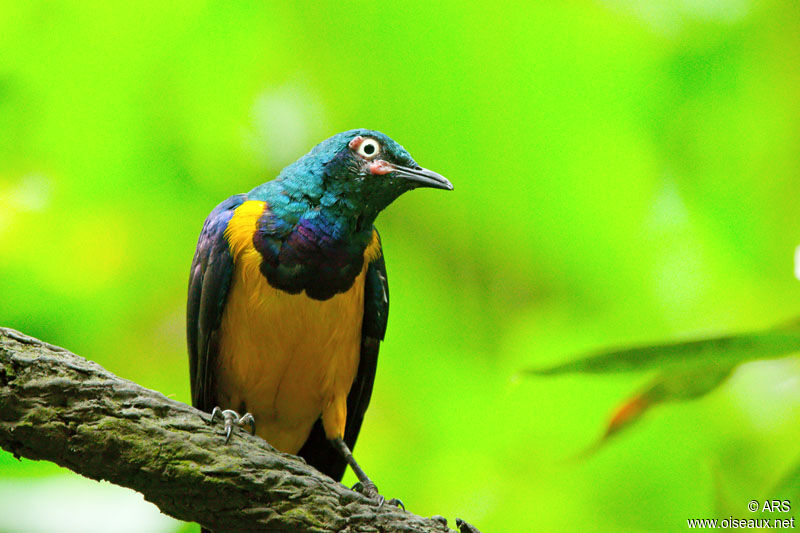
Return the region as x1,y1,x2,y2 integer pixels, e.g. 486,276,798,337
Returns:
271,129,452,230
248,129,452,299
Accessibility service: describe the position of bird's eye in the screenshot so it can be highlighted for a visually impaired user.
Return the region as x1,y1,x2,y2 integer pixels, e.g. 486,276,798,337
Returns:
357,138,380,159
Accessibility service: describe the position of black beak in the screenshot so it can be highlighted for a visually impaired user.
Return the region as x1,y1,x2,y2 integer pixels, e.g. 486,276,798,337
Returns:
392,164,453,191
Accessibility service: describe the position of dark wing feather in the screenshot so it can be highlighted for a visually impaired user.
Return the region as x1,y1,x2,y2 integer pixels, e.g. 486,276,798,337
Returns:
187,194,247,411
297,228,389,481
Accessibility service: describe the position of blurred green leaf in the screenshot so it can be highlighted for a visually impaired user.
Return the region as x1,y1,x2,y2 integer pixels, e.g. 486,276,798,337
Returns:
711,462,738,518
541,321,800,455
528,320,800,375
772,455,800,502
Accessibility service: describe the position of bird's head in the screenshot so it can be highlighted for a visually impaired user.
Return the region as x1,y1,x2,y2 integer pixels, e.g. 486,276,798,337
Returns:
278,129,452,227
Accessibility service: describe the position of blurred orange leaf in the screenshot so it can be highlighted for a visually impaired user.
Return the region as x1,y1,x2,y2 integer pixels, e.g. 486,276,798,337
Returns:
591,365,734,452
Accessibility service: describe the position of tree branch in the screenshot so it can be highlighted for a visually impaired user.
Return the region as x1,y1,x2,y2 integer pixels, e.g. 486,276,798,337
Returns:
0,327,472,532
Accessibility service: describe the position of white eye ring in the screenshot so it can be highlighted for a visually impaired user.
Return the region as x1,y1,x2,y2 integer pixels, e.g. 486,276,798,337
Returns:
357,138,380,159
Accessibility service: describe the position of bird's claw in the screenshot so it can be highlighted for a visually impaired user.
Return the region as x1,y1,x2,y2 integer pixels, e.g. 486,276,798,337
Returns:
384,498,405,509
351,480,379,500
351,481,404,510
209,407,255,443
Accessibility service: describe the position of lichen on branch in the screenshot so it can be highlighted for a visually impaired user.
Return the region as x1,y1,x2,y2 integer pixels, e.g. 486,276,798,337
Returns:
0,327,465,533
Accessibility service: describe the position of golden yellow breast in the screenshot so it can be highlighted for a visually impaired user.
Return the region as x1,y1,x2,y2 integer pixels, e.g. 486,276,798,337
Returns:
215,200,380,454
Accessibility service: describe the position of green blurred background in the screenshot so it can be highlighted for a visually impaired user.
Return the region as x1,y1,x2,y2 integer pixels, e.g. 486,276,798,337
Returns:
1,1,799,531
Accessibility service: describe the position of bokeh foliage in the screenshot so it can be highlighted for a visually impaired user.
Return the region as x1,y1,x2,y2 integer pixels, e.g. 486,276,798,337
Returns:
1,1,799,531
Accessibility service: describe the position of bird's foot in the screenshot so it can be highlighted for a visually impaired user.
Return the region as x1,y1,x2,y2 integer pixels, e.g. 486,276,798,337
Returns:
209,407,255,443
351,481,405,510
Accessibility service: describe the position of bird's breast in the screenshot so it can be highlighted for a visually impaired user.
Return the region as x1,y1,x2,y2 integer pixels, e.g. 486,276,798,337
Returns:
215,200,379,454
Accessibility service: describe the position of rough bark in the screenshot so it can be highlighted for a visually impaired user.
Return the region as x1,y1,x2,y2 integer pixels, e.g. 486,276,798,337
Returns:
0,327,473,533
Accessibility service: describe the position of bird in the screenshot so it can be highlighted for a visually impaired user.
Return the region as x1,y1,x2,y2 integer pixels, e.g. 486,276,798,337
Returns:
186,129,452,508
